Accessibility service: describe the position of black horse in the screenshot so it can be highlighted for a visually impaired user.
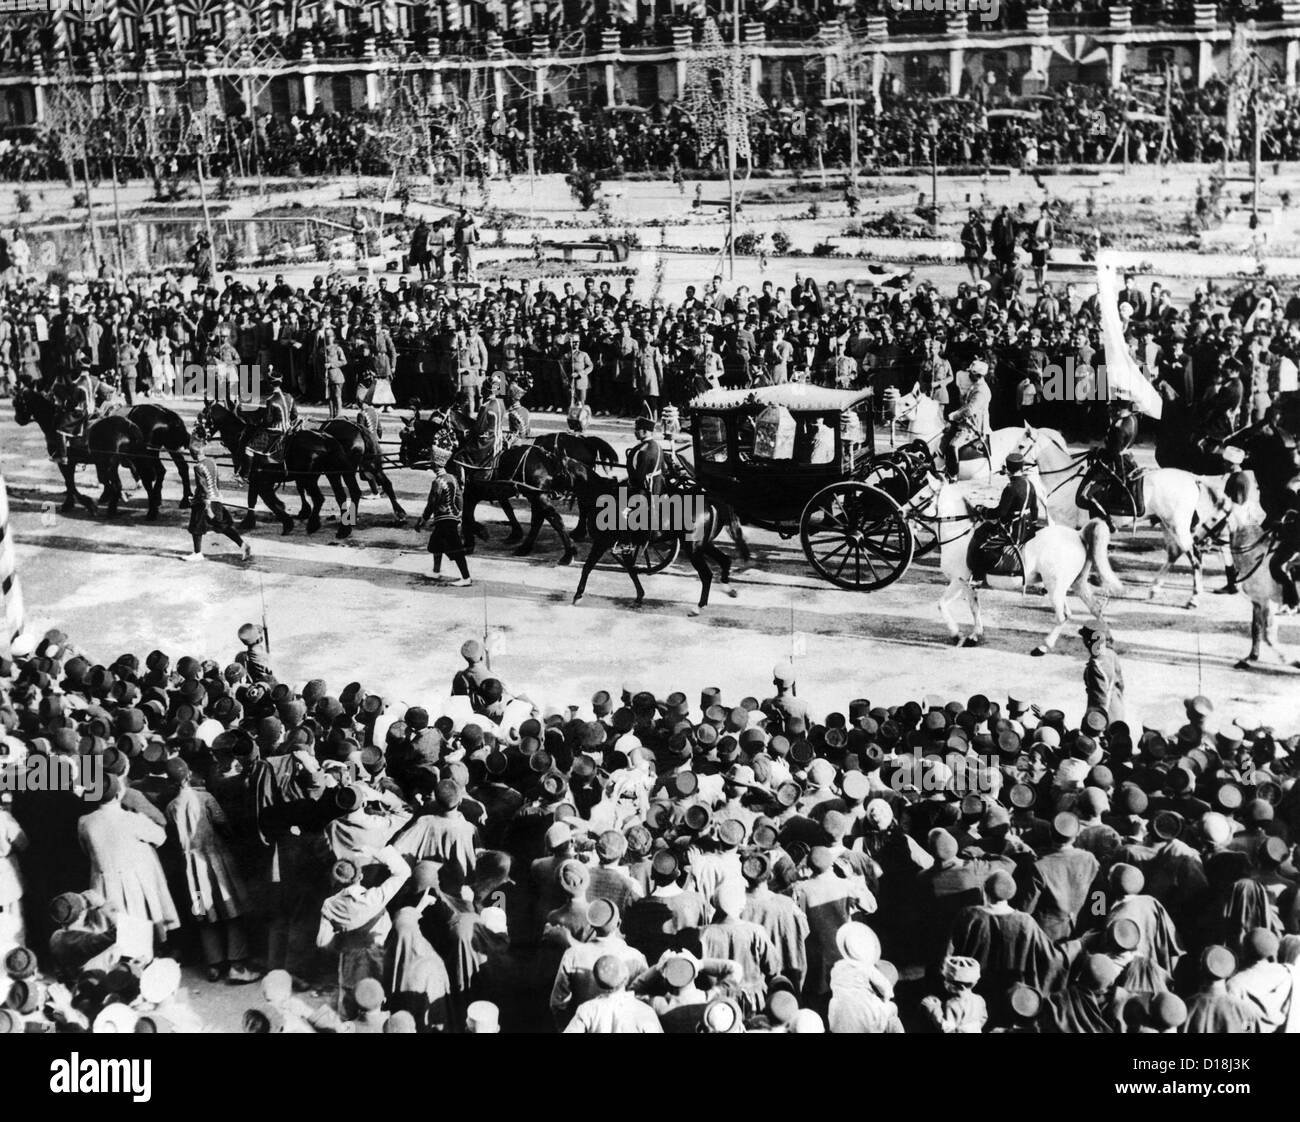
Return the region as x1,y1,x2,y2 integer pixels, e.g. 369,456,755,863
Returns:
319,417,407,525
197,401,362,539
12,382,164,518
564,457,736,614
398,410,575,563
531,430,619,542
127,402,194,509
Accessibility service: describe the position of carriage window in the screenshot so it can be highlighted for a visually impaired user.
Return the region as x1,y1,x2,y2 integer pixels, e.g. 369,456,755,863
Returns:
697,414,730,463
754,404,796,460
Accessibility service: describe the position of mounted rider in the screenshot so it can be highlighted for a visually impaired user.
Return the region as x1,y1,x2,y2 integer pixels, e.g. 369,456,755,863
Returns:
968,452,1043,582
506,382,532,444
52,356,103,464
627,415,665,498
1266,435,1300,611
454,370,509,474
244,368,296,476
940,359,992,480
1078,398,1142,532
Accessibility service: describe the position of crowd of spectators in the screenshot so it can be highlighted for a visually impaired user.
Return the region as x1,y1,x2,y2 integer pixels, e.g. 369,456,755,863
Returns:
5,74,1299,190
0,623,1297,1033
0,214,1293,448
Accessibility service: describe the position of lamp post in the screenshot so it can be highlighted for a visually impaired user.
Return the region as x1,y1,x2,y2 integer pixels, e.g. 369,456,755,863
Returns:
926,114,939,231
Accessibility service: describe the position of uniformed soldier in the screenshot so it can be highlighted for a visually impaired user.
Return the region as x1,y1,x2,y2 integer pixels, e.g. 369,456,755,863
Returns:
505,383,531,445
415,445,471,586
1079,399,1141,531
940,359,992,480
463,371,508,469
626,416,664,498
969,452,1042,581
762,663,812,730
1268,473,1300,611
53,357,99,463
245,370,295,477
184,429,251,563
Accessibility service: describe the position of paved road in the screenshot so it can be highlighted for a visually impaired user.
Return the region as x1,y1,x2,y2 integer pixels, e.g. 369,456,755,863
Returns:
3,396,1297,739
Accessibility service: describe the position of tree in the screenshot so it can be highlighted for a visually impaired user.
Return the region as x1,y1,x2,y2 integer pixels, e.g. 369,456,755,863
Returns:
680,18,765,277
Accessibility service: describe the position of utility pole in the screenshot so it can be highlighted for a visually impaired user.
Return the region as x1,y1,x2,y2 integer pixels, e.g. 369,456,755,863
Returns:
728,0,740,279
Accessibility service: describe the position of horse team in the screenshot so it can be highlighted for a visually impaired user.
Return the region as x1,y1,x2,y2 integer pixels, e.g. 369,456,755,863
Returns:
9,385,1300,668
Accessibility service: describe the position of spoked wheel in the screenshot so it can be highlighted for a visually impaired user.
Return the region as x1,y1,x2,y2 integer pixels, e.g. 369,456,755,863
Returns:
632,531,680,575
861,457,916,506
800,481,913,591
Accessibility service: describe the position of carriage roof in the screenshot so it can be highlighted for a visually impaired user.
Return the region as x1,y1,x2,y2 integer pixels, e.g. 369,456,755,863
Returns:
688,384,874,415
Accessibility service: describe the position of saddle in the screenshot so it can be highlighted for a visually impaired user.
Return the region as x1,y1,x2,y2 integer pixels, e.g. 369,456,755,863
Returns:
955,435,992,464
967,521,1026,581
1079,456,1145,518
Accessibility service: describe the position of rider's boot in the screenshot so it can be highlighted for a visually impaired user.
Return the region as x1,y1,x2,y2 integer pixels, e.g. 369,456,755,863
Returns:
943,444,959,482
1214,565,1239,595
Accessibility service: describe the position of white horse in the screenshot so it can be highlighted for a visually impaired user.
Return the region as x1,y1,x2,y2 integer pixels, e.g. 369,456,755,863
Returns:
924,477,1123,655
1027,426,1224,609
1221,498,1300,669
882,387,1036,482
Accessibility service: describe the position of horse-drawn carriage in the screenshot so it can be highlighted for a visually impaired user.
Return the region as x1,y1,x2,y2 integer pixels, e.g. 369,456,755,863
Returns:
684,384,917,590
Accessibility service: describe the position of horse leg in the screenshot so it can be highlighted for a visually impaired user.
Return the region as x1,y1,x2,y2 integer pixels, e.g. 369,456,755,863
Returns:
295,480,311,521
702,541,736,597
329,473,359,540
100,462,121,517
462,488,480,553
1031,582,1071,656
63,462,95,515
727,512,752,564
303,478,326,534
259,479,294,534
1185,544,1204,611
171,449,193,508
537,499,575,564
502,499,527,548
618,549,646,606
375,469,407,523
143,461,163,521
938,577,967,644
572,540,605,604
240,477,259,529
685,544,713,616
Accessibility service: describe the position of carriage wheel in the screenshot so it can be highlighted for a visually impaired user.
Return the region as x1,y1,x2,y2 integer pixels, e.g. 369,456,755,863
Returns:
861,458,915,506
634,532,680,575
800,482,913,591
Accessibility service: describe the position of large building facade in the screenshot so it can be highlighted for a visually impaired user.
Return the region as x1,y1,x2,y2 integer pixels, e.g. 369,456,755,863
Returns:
0,4,1297,126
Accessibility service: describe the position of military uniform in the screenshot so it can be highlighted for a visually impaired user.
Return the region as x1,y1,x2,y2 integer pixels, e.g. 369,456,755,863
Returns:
626,429,665,497
942,369,992,479
970,458,1040,580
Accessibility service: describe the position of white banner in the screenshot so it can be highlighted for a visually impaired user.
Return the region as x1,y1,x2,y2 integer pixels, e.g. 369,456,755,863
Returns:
1095,260,1163,419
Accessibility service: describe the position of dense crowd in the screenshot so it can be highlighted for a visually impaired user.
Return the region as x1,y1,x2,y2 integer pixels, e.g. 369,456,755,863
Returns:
0,622,1297,1034
6,74,1300,187
0,211,1290,453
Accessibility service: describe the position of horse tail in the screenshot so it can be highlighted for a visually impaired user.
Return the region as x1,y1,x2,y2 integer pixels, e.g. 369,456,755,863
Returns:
1081,518,1124,596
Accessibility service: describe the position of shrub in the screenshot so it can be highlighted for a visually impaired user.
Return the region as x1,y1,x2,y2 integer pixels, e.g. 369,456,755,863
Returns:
15,189,31,213
812,241,836,257
770,228,792,254
732,230,763,255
